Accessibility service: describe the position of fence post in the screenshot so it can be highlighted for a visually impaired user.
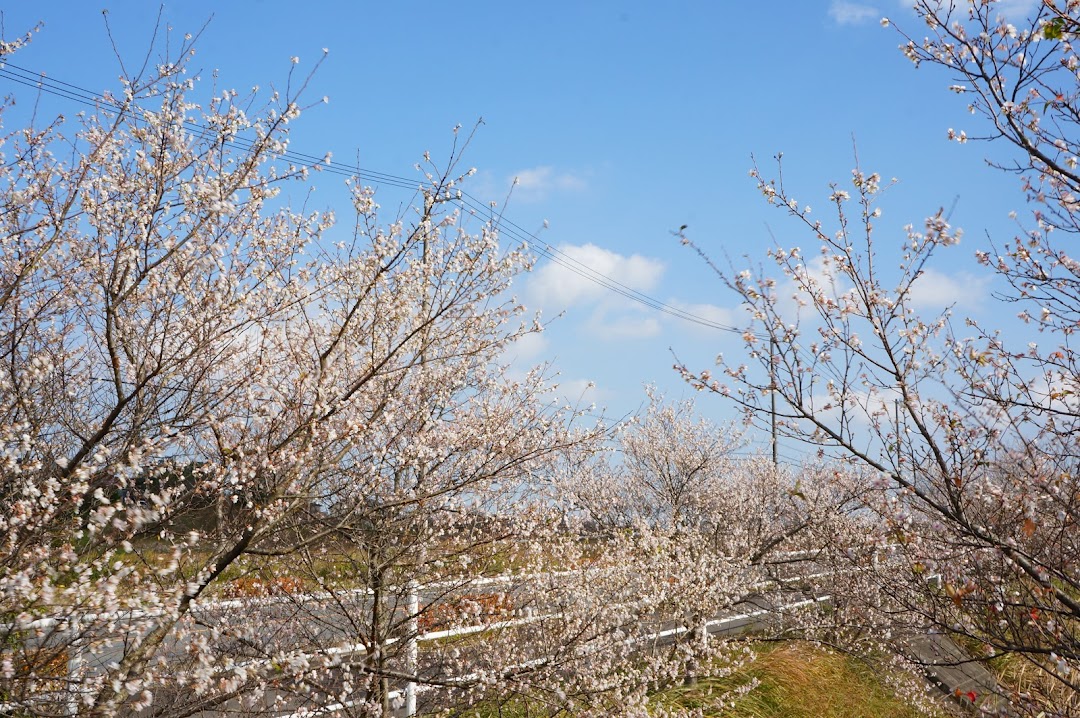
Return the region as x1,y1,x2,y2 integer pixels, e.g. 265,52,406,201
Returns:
64,618,82,717
405,580,418,717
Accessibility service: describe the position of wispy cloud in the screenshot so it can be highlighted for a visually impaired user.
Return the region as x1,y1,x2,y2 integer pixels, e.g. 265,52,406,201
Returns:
588,309,663,340
503,331,550,366
986,0,1041,20
668,300,739,336
526,243,665,311
908,268,991,311
555,377,612,407
509,166,588,203
884,0,1039,23
829,0,880,25
524,242,667,342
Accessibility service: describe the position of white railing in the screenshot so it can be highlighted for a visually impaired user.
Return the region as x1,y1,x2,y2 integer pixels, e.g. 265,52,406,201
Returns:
279,593,834,718
1,562,839,717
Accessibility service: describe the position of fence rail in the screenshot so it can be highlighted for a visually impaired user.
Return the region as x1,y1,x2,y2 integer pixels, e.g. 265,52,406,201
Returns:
279,594,834,718
1,561,839,717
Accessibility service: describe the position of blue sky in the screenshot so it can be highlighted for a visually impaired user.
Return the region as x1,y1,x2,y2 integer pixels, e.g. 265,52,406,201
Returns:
0,1,1042,460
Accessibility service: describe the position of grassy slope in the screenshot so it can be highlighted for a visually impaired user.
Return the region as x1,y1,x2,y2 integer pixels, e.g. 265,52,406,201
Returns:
461,643,949,717
653,643,947,718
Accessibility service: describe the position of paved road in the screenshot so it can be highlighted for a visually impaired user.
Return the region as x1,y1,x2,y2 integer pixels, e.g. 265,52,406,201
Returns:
903,632,1014,715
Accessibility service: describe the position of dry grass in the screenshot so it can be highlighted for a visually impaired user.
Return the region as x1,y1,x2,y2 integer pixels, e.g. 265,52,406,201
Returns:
462,643,948,717
654,643,945,717
990,652,1079,716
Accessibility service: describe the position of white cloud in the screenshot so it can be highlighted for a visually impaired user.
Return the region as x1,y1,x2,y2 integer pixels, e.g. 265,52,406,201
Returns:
669,300,739,336
886,0,1038,22
802,385,911,453
504,331,550,365
907,268,991,311
1021,370,1080,415
522,244,741,343
589,310,662,340
526,243,665,310
522,243,671,342
829,0,880,25
510,166,587,203
769,254,851,319
556,377,609,405
988,0,1041,20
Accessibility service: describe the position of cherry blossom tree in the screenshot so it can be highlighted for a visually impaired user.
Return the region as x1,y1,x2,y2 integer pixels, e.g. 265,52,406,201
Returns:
677,1,1080,706
679,159,1079,713
0,30,677,718
567,390,871,693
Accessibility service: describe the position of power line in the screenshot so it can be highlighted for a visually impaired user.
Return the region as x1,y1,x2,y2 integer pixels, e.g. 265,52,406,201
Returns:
2,62,893,465
0,60,748,335
4,60,832,462
1,59,889,438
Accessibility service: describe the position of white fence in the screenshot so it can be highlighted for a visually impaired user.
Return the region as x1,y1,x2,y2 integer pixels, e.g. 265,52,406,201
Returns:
1,560,838,717
280,593,834,718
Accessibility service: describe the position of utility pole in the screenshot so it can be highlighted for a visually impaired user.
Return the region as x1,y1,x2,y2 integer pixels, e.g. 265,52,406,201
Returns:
405,197,435,717
770,337,778,467
894,398,901,467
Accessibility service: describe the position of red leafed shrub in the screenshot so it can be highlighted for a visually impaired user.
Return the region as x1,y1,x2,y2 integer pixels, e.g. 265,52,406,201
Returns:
417,592,514,634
